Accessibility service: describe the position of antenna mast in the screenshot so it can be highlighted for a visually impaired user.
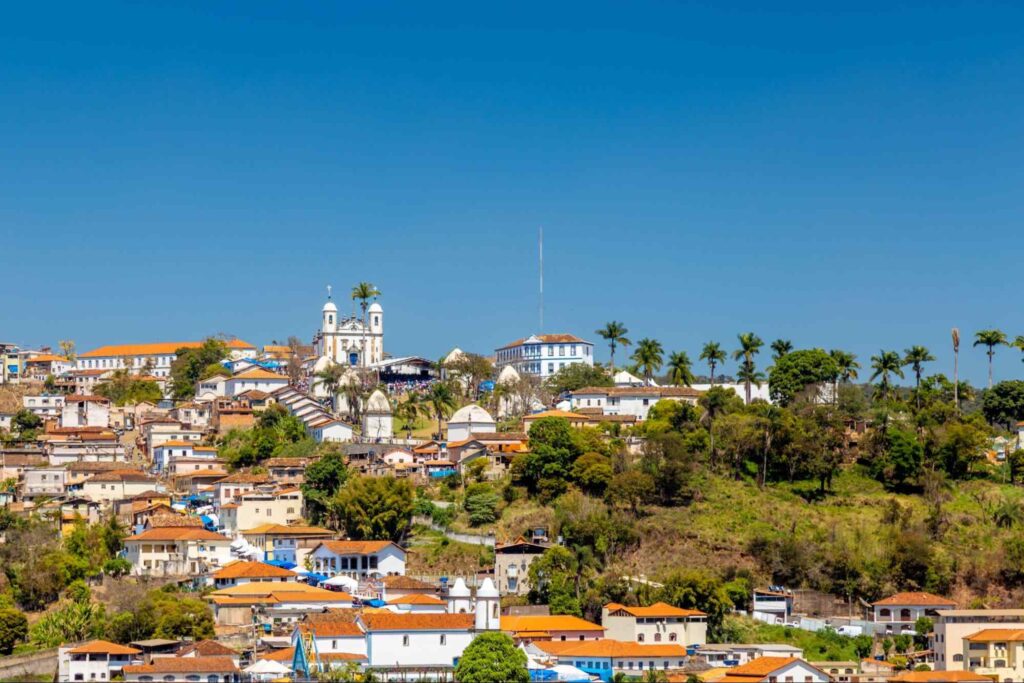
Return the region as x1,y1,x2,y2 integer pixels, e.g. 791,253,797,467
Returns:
538,226,544,332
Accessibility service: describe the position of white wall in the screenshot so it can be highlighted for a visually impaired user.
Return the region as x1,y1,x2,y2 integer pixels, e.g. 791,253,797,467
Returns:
366,630,474,669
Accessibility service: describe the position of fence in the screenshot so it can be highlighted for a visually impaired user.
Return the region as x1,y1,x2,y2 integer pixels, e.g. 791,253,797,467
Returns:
0,648,58,681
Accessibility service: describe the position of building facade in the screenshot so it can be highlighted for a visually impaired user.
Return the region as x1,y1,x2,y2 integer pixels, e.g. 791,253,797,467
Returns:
495,334,594,380
313,294,383,368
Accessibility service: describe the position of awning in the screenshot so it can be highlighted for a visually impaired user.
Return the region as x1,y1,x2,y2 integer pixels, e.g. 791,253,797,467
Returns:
265,559,297,570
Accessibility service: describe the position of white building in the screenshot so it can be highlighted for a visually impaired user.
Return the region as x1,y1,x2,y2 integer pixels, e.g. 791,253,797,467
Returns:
76,340,256,379
871,591,956,635
446,404,497,443
570,386,701,421
123,527,233,576
362,389,393,441
360,612,478,679
495,334,594,380
690,381,772,404
224,368,289,397
313,293,384,368
309,540,406,579
601,602,708,646
60,395,111,428
931,609,1024,670
22,394,65,418
58,640,142,683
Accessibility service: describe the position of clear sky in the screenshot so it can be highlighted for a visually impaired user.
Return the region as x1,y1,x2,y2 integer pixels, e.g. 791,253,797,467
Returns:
3,1,1023,385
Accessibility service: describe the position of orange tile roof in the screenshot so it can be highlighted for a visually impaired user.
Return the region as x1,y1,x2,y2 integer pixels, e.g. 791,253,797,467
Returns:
81,340,254,358
889,672,992,683
177,639,237,657
68,639,142,655
872,591,956,607
25,353,67,363
298,620,364,637
230,368,288,381
64,394,109,403
261,646,296,662
215,472,270,484
241,523,333,536
717,657,805,682
964,628,1024,642
88,470,156,483
123,656,238,674
126,528,230,542
387,593,446,605
315,540,403,555
524,409,588,420
211,561,297,580
361,612,474,632
605,601,707,618
157,440,197,448
501,615,605,633
533,638,688,658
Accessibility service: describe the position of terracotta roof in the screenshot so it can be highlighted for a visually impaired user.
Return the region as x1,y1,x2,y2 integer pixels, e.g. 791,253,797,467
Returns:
147,513,204,528
81,340,254,358
156,440,197,448
298,620,364,637
209,583,352,604
126,528,230,542
215,472,270,484
964,628,1024,642
387,593,446,605
381,575,436,591
122,656,238,674
177,639,237,657
523,409,589,420
533,638,688,658
498,334,589,349
66,460,136,472
361,613,474,632
573,385,702,397
236,389,270,399
241,523,332,536
68,639,142,655
872,591,956,607
315,540,403,555
25,353,67,363
64,394,109,403
230,368,288,381
889,672,992,683
88,470,157,483
212,561,297,580
261,646,296,662
501,615,605,633
717,657,804,682
605,601,707,618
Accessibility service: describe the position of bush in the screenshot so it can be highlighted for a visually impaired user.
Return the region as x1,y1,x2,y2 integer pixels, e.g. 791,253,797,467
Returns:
0,608,28,655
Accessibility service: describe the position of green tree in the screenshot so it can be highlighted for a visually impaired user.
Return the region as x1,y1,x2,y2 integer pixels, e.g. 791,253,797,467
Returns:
903,346,935,410
699,342,727,385
913,616,933,640
974,329,1008,389
982,380,1024,429
767,348,838,406
608,470,655,516
545,363,612,395
331,476,414,542
95,369,163,405
426,382,458,440
656,570,733,641
631,338,664,384
853,634,874,659
596,321,631,374
464,485,501,526
351,281,382,365
666,351,695,387
0,608,28,655
733,333,764,404
302,451,349,525
870,350,905,401
514,417,582,500
770,339,793,361
169,338,230,400
528,546,581,616
571,452,613,496
454,632,528,683
445,353,495,399
314,363,346,412
11,409,42,439
870,429,923,489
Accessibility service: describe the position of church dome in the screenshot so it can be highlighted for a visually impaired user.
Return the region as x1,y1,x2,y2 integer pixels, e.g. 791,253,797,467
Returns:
443,347,465,366
367,302,383,314
449,404,494,425
365,389,391,414
448,577,471,598
323,300,338,313
476,578,499,599
497,365,520,385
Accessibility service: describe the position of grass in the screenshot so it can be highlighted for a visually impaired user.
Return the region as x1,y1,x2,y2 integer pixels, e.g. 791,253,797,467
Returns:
404,525,494,576
721,615,864,661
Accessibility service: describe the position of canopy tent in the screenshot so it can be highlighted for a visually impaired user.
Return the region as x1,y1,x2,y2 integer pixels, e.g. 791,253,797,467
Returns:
264,559,297,570
245,658,292,680
322,575,358,591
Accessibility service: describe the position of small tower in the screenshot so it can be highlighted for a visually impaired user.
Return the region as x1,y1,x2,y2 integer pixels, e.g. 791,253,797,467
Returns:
323,291,338,334
448,577,472,614
474,578,500,631
368,301,383,364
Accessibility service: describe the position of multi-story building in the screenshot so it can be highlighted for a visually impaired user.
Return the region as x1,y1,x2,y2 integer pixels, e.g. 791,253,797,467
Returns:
122,527,233,576
76,339,256,379
61,395,111,428
601,602,708,646
58,640,142,683
569,386,701,421
871,591,956,635
495,334,594,380
932,609,1024,670
0,343,21,384
309,540,407,579
22,394,65,418
240,523,334,566
217,486,303,534
494,536,549,596
314,293,384,368
962,628,1024,680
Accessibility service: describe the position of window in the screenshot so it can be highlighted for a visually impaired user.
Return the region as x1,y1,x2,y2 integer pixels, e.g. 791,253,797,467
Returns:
403,635,410,646
559,346,565,356
440,634,447,645
638,634,645,642
879,608,891,619
547,346,554,356
953,654,964,662
571,345,577,356
900,608,912,620
669,633,677,642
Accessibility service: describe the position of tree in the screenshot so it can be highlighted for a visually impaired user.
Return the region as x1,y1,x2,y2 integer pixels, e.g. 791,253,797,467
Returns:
95,370,163,406
302,451,349,525
11,409,42,439
608,470,655,515
870,350,905,401
445,353,494,399
631,338,664,384
767,349,838,406
528,546,581,616
464,485,501,526
869,429,922,489
454,632,528,683
0,608,27,655
829,350,860,404
853,634,874,659
982,380,1024,429
903,346,935,410
314,363,346,412
656,570,733,641
331,476,414,542
974,329,1008,389
596,321,631,374
169,338,229,400
514,417,583,500
351,282,381,366
571,452,613,495
425,382,458,440
545,363,612,395
770,339,793,361
666,351,695,387
58,340,76,362
699,342,727,386
699,386,743,462
733,333,764,403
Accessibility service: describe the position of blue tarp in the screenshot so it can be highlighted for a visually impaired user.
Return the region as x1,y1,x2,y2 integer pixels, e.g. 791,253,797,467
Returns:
363,599,386,608
265,559,297,570
303,572,328,585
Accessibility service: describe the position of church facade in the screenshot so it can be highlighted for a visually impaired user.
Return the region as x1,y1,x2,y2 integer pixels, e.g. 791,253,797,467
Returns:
312,291,384,368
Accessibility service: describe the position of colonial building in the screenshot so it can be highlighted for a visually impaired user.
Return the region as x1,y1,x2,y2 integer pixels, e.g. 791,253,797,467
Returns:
495,334,594,380
569,385,702,421
313,291,383,368
601,602,708,646
77,340,256,379
309,540,407,579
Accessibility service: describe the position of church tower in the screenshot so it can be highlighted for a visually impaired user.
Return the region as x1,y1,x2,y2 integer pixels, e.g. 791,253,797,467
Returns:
368,301,383,364
322,288,338,362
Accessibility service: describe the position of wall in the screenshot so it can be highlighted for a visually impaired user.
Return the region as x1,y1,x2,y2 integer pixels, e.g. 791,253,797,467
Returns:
0,648,57,681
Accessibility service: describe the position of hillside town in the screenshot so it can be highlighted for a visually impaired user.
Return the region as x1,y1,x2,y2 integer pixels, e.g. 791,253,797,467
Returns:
1,285,1024,683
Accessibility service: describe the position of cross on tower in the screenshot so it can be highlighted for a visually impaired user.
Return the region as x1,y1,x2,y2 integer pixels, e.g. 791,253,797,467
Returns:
326,284,332,300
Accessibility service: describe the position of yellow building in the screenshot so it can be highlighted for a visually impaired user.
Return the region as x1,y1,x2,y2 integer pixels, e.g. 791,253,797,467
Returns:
963,628,1024,681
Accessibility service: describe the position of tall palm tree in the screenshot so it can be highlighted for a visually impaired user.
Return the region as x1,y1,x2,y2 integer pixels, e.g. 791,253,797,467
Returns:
870,350,905,401
1012,335,1024,362
630,338,664,384
351,282,381,366
732,332,764,403
829,349,860,405
952,328,960,415
395,392,424,439
666,351,695,387
770,339,793,361
699,342,727,386
314,363,346,412
425,382,458,440
596,321,631,375
974,329,1007,389
903,345,935,410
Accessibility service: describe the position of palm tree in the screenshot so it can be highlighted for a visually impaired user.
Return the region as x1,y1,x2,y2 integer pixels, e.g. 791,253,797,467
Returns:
596,321,631,375
1012,335,1024,362
699,341,727,386
770,339,793,361
351,282,381,366
395,392,424,439
425,382,457,440
314,363,346,412
829,349,860,404
631,338,664,384
974,329,1008,389
666,351,695,387
732,332,764,403
903,345,935,410
870,350,905,401
952,328,960,415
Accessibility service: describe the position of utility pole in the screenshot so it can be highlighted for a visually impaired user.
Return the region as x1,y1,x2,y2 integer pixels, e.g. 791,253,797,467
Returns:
538,226,544,333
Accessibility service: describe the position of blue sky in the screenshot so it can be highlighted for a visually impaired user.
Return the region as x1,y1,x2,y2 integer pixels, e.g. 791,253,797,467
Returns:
3,1,1023,385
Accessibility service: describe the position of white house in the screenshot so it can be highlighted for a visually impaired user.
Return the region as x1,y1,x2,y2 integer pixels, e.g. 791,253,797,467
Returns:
932,609,1024,670
59,640,141,683
360,612,478,678
601,602,708,646
224,368,289,397
527,639,691,679
211,560,297,589
705,656,830,682
362,389,393,441
309,540,406,579
60,395,111,428
387,593,449,613
569,386,701,421
77,340,256,380
80,470,159,504
22,393,65,418
309,417,354,443
121,656,240,683
871,591,956,634
690,381,772,404
446,404,497,443
123,527,233,576
495,334,594,380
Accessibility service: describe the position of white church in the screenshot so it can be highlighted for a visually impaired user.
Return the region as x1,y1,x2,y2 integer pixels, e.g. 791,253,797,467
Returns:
313,287,384,368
